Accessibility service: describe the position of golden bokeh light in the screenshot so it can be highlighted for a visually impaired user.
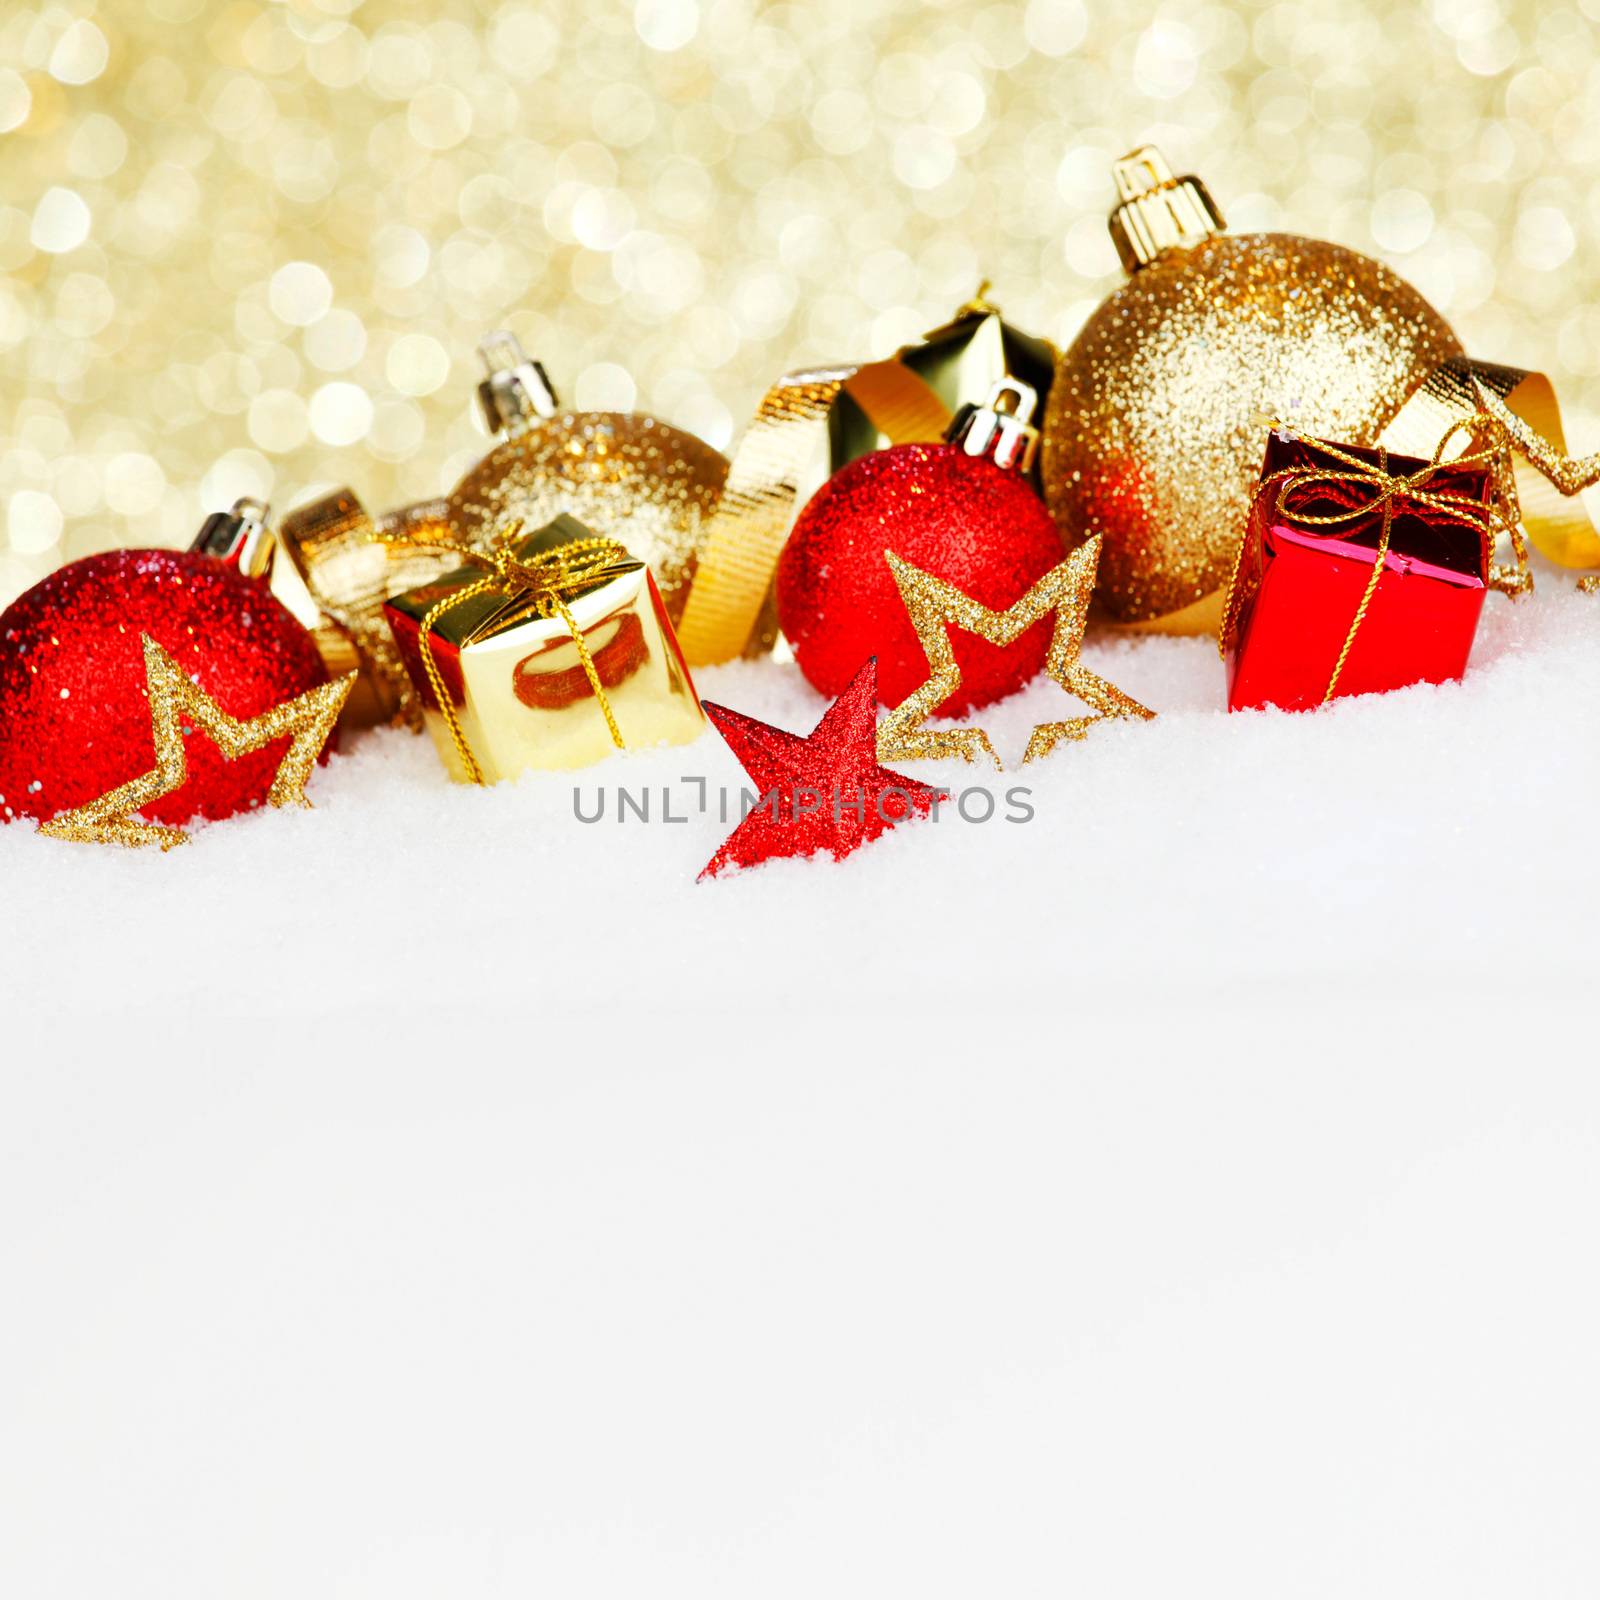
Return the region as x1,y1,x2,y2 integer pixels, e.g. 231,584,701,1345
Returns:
3,0,1599,606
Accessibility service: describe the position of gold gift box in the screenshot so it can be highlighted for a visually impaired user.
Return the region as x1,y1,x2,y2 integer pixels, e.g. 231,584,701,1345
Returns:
382,515,706,782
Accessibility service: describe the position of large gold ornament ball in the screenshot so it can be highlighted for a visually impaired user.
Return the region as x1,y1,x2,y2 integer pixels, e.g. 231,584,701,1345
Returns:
1041,233,1463,626
447,413,729,623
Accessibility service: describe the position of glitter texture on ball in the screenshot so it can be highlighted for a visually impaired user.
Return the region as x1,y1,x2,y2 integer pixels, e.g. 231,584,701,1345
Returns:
0,549,331,827
777,444,1068,715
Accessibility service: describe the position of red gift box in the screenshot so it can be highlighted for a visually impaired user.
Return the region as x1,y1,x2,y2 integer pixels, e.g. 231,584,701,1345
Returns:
1224,431,1497,713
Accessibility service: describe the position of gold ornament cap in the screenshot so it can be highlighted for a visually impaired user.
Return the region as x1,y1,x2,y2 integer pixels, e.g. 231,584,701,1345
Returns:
946,377,1041,474
1107,146,1226,275
189,497,274,579
476,331,559,437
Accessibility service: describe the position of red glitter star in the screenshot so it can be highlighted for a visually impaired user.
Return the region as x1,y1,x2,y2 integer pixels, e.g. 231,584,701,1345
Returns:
699,657,945,880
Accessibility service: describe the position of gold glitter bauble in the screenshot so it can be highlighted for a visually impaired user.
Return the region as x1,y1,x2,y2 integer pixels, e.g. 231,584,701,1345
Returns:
277,341,730,730
1042,149,1463,628
438,410,728,624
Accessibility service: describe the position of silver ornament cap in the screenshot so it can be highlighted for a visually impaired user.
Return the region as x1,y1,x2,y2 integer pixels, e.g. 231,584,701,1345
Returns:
476,331,559,437
946,377,1041,474
189,497,274,579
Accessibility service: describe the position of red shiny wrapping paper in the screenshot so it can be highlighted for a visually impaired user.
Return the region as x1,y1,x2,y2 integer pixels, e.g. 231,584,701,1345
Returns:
1225,433,1494,713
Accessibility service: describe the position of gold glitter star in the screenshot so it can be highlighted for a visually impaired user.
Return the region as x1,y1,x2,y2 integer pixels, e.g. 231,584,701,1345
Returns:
876,537,1156,768
39,635,355,851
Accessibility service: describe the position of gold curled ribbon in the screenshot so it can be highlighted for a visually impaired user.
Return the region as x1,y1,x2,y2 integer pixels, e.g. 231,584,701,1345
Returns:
377,526,636,787
278,488,461,730
1220,413,1529,704
674,359,956,666
1378,357,1600,574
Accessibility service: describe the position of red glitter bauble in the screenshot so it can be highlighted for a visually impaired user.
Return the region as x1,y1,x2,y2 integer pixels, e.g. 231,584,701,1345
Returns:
777,444,1067,714
0,548,330,827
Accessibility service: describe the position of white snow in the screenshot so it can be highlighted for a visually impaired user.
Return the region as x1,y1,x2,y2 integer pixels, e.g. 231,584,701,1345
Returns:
2,579,1597,1597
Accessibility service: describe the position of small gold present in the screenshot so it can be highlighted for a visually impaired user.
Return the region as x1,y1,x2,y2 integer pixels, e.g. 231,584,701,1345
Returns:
382,515,706,783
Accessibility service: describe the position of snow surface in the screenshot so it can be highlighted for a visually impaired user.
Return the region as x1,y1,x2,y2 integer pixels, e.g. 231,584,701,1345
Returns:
3,583,1598,1597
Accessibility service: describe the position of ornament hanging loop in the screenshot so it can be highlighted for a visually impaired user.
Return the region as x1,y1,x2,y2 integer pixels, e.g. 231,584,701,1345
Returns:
947,377,1041,474
1107,145,1226,273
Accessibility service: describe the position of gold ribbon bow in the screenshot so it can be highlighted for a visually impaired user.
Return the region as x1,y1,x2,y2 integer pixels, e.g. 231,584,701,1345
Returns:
1220,413,1530,704
376,526,636,786
1378,358,1600,577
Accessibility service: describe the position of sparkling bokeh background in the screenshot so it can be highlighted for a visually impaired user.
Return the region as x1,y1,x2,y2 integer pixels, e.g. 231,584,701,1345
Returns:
3,0,1599,607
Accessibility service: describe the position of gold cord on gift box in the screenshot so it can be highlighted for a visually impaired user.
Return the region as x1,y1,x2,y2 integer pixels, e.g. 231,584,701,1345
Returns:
371,524,634,787
1218,413,1531,705
1378,359,1600,577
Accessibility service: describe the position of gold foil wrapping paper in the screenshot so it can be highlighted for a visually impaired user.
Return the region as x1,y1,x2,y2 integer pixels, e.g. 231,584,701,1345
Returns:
383,516,705,784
